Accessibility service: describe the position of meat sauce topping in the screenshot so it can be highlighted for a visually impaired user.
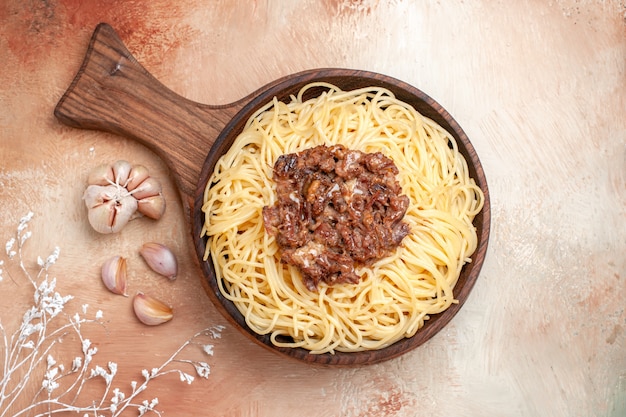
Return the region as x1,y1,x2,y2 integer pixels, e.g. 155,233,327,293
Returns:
262,145,410,291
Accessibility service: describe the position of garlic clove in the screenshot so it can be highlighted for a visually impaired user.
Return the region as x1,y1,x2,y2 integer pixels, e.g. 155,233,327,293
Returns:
87,202,116,233
83,184,116,209
131,177,163,200
133,292,173,325
112,160,133,187
136,194,166,220
101,255,128,296
113,195,139,231
126,164,150,191
139,242,178,280
87,163,115,186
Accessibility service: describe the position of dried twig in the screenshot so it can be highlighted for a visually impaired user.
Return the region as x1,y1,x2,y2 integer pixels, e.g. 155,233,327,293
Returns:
0,213,224,416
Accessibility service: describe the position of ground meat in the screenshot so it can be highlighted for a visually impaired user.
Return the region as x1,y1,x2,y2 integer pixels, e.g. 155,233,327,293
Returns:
262,144,410,291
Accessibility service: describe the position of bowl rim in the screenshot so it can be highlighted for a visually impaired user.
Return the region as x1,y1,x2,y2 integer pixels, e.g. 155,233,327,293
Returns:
192,68,491,367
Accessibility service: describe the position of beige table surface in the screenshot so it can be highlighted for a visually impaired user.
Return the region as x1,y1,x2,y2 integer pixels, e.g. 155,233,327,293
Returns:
1,1,625,416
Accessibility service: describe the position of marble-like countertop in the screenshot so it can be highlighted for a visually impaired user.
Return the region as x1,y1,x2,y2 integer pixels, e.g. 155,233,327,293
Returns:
1,1,624,416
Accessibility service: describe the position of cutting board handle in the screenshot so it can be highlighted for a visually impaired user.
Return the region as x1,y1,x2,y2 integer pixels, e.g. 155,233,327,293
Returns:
54,23,242,209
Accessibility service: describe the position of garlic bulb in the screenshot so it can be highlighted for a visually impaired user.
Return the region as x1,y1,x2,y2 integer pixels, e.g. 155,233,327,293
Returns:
139,242,178,280
83,161,166,233
83,185,138,234
101,255,128,296
133,292,173,325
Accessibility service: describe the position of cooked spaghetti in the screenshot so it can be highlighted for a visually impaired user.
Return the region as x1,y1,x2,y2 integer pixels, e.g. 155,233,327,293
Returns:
201,83,484,353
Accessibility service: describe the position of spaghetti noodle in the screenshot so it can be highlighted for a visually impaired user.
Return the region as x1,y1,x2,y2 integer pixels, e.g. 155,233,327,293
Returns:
202,83,484,353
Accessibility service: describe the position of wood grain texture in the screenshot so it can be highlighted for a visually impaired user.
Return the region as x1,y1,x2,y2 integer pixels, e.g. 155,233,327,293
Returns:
55,23,491,366
54,23,242,211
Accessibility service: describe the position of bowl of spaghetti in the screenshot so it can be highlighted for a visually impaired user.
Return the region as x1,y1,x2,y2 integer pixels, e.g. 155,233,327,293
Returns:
193,69,490,366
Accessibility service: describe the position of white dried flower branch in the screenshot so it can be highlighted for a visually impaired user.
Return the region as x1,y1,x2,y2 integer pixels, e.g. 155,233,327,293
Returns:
0,214,225,416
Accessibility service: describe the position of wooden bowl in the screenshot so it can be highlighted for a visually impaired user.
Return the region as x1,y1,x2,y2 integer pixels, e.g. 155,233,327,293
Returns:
55,23,491,366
